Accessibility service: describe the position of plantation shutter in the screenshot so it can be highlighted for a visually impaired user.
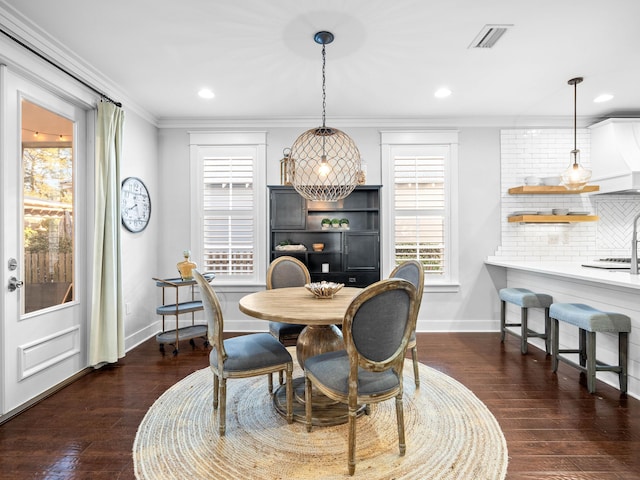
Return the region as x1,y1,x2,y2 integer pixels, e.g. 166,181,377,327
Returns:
394,155,445,274
202,155,254,275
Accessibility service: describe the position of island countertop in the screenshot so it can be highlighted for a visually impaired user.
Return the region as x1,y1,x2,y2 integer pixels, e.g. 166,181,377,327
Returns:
485,258,640,290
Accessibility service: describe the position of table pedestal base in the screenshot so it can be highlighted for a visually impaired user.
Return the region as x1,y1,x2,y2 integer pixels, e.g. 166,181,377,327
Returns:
296,324,344,370
273,377,366,426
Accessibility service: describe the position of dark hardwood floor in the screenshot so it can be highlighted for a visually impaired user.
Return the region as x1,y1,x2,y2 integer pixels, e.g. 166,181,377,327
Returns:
0,332,639,479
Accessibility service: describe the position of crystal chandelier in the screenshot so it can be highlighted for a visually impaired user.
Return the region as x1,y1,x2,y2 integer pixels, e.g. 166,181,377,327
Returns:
289,31,361,202
561,77,592,190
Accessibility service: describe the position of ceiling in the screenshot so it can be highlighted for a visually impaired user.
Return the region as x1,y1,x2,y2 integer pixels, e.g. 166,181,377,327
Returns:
2,0,640,125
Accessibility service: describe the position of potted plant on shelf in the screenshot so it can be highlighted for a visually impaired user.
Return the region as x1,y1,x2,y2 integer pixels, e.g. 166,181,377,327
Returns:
340,218,349,229
331,218,340,228
321,218,331,229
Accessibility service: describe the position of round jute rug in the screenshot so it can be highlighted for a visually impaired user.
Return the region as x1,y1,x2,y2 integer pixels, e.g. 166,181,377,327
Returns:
133,359,508,479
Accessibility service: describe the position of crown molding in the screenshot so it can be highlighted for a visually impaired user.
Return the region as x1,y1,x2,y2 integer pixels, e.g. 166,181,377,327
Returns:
0,3,157,124
157,114,601,130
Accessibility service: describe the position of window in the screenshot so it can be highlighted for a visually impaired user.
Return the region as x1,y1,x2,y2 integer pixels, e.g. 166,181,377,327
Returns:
381,131,459,289
202,154,254,276
190,132,266,284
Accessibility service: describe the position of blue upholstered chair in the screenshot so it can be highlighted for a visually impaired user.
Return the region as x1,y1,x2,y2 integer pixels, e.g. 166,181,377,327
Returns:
267,256,311,346
304,278,417,476
389,260,424,387
193,270,293,436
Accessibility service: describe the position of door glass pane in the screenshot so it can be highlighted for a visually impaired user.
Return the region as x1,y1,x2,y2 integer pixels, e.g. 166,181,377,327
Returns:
21,100,74,314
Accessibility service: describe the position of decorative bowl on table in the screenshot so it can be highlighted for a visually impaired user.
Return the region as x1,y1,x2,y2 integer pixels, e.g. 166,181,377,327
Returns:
305,281,344,299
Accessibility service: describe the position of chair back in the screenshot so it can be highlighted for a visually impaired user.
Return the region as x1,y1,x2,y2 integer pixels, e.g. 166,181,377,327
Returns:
389,260,424,305
266,256,311,289
343,279,416,375
193,269,226,363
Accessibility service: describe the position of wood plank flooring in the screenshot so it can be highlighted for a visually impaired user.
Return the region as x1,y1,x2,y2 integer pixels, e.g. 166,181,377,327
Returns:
0,332,639,479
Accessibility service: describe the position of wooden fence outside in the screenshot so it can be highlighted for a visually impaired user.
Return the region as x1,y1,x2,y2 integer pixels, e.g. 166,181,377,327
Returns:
24,252,73,283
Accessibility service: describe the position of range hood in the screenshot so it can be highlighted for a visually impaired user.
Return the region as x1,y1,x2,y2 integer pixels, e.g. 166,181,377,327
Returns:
589,118,640,194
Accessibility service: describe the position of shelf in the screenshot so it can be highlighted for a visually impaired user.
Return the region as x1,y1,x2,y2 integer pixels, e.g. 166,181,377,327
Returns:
508,215,599,223
156,300,204,316
508,185,600,194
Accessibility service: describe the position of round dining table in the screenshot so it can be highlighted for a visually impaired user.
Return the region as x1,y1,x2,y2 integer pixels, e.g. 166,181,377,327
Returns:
239,285,363,425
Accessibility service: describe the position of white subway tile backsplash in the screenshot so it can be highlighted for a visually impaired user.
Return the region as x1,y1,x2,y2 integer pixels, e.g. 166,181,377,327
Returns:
494,128,640,262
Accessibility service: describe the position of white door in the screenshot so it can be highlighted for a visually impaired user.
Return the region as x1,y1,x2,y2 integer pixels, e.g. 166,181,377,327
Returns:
1,67,88,414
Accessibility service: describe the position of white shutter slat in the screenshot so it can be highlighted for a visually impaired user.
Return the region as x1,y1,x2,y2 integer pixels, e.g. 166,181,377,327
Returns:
394,154,446,274
202,156,255,275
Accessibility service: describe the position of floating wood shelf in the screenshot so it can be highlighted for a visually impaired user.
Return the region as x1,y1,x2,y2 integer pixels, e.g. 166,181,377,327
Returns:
508,215,599,223
508,185,600,194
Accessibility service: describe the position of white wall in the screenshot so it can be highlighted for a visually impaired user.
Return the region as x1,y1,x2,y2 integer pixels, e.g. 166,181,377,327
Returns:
119,110,161,349
156,125,503,334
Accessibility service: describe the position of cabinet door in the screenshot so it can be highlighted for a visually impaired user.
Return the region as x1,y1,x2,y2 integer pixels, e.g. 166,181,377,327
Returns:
270,189,306,229
344,232,379,271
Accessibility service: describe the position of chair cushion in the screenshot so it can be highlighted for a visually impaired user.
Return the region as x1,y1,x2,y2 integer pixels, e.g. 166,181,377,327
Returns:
211,333,292,372
269,321,305,339
549,303,631,333
499,288,553,308
304,350,400,397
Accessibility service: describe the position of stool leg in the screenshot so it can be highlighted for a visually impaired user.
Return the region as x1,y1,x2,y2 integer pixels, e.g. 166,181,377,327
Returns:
551,318,559,372
520,307,529,354
500,300,506,343
586,331,597,394
579,329,587,367
619,332,628,393
543,307,551,355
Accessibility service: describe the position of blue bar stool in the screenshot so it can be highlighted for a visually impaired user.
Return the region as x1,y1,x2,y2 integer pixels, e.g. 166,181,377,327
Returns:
499,288,552,354
550,303,631,394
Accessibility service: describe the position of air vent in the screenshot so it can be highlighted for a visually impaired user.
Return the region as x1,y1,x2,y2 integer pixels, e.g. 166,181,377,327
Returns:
469,24,512,49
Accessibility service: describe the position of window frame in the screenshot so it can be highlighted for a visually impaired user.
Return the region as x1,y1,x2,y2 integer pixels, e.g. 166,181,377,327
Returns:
189,131,267,285
381,130,459,292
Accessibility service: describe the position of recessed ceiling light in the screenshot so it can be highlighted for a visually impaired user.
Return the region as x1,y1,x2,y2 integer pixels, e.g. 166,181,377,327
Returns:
198,88,215,99
593,93,613,103
434,88,452,98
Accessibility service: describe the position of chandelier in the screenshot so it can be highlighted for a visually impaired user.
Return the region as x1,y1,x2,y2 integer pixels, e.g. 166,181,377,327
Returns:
561,77,592,190
289,31,361,202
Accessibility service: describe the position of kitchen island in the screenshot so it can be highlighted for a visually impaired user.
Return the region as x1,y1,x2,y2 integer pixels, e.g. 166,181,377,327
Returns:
485,258,640,399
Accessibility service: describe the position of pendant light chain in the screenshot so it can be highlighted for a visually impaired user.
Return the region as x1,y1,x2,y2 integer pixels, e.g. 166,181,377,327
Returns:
321,43,327,128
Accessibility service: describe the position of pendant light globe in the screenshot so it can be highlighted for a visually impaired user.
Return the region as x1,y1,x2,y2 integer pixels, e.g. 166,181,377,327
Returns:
289,31,361,202
561,77,592,191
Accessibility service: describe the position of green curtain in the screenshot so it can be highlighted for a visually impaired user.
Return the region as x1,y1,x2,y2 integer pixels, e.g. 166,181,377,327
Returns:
89,101,125,366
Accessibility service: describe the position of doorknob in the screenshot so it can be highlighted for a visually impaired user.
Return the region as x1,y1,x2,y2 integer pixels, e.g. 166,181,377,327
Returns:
8,276,24,292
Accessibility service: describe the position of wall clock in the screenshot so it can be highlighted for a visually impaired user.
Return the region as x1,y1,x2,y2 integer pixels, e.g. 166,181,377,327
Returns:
120,176,151,233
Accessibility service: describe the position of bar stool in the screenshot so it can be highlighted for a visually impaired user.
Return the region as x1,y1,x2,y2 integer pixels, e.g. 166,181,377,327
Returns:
550,303,631,394
499,288,552,354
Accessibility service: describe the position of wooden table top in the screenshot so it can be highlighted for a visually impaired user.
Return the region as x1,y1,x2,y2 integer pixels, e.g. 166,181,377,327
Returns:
238,286,362,326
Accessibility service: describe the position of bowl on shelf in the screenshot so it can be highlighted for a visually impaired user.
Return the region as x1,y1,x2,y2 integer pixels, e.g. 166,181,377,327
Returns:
552,208,569,215
542,176,562,186
524,176,540,186
305,281,344,299
312,243,325,252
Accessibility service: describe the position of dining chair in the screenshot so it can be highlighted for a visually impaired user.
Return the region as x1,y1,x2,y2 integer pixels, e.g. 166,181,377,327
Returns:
389,260,424,387
267,256,311,385
193,270,293,436
303,278,417,476
267,255,311,344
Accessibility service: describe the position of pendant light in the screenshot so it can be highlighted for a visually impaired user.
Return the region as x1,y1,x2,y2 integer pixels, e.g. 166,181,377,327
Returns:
289,31,361,202
561,77,592,190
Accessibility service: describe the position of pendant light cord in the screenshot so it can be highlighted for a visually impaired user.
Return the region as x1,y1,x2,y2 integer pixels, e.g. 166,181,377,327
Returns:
573,79,577,155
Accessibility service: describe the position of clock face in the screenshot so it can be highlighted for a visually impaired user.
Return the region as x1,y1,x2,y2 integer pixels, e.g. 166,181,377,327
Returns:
121,177,151,233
